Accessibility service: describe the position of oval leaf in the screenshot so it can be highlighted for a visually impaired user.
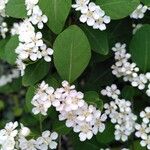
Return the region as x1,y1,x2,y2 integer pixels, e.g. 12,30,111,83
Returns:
84,91,103,110
130,25,150,73
5,0,27,18
80,25,109,55
96,0,140,19
96,122,115,144
22,59,50,86
39,0,71,34
53,25,91,83
4,35,19,65
141,0,150,6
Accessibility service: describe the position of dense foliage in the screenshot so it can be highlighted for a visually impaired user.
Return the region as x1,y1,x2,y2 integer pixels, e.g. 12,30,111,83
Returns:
0,0,150,149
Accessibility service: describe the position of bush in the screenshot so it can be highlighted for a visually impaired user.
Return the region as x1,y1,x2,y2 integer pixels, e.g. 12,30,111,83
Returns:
0,0,150,149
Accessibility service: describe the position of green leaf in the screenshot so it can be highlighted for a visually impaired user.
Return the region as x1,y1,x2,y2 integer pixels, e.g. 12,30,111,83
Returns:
96,122,115,144
121,86,135,101
96,0,140,19
80,25,109,55
45,75,60,89
0,78,22,94
72,135,99,150
131,140,147,150
39,0,71,34
26,86,36,112
84,91,103,110
54,25,91,83
5,0,27,18
4,35,19,65
52,120,71,135
141,0,150,6
22,59,50,86
0,38,9,60
130,25,150,73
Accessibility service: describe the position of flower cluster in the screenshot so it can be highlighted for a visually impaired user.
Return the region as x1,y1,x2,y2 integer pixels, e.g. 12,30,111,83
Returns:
25,0,48,29
0,121,58,150
72,0,111,31
0,20,8,39
3,0,53,76
0,69,20,87
14,20,53,76
111,43,150,97
0,0,8,17
135,107,150,149
32,81,107,141
101,85,137,141
130,4,148,19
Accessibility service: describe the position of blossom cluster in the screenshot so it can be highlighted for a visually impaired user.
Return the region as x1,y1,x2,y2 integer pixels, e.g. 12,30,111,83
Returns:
72,0,111,31
0,19,8,39
32,81,107,141
135,107,150,149
130,4,149,19
111,43,150,97
13,20,53,76
101,84,137,141
0,121,58,150
0,0,8,17
9,0,53,76
0,69,20,87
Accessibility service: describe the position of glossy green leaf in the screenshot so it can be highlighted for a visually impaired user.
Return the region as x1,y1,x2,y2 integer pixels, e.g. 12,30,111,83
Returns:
84,91,103,110
4,35,18,65
6,0,27,18
141,0,150,6
54,25,91,83
39,0,71,34
131,140,147,150
130,25,150,72
96,0,140,19
52,121,71,135
26,86,36,112
121,86,135,101
0,78,22,94
0,38,9,60
22,59,50,86
80,25,109,55
96,122,115,144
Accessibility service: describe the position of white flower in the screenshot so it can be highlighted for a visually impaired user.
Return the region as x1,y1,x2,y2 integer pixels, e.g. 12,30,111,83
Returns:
10,22,20,35
0,21,8,38
130,4,148,19
76,1,110,31
0,136,16,150
31,81,55,116
16,59,26,76
29,5,48,29
0,0,9,17
14,19,53,74
19,137,37,150
72,0,89,13
40,44,54,62
103,91,137,142
35,131,58,149
140,136,150,149
0,69,20,87
25,0,39,16
101,84,120,99
19,124,31,137
135,123,150,140
140,107,150,124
